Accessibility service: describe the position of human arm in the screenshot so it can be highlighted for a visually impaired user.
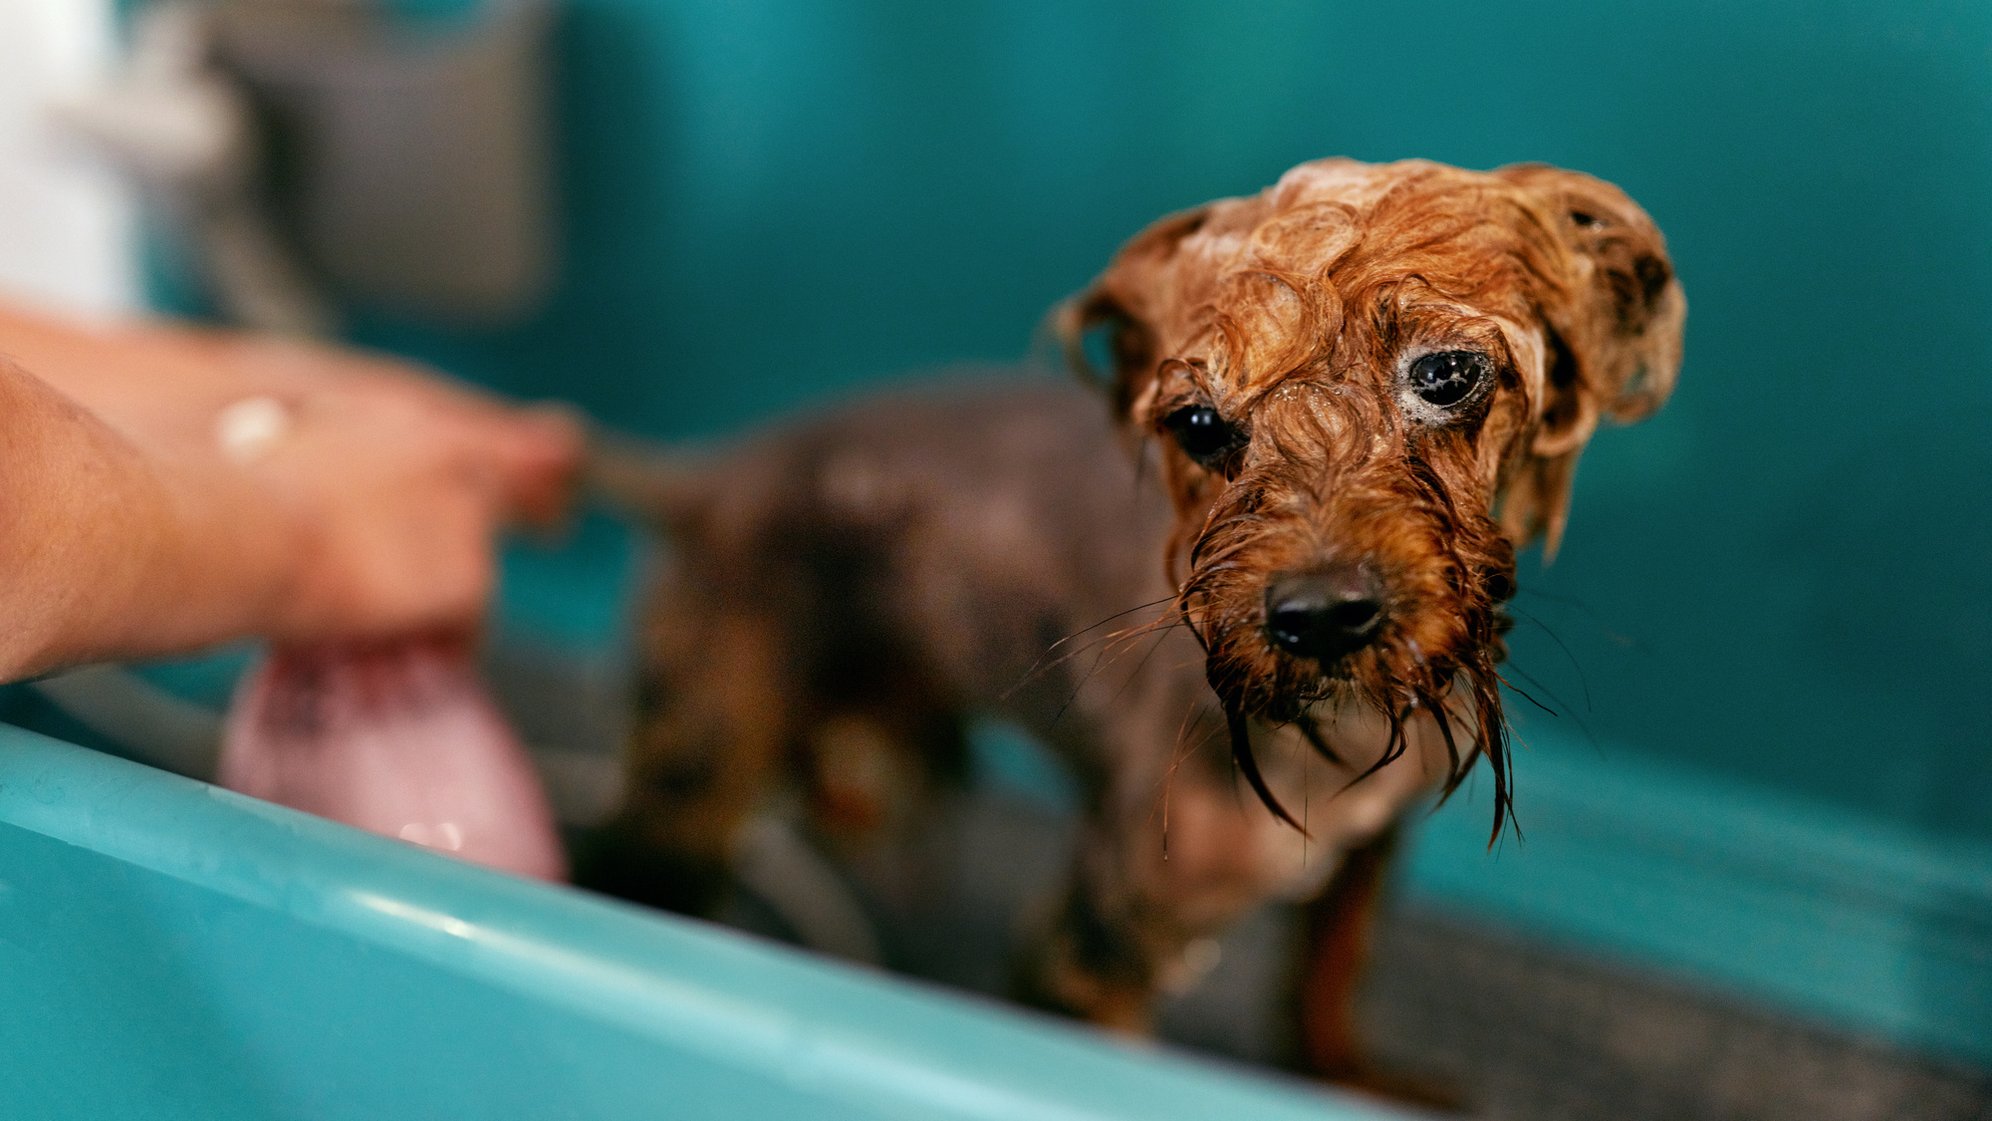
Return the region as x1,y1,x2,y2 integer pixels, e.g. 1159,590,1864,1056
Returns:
0,302,579,681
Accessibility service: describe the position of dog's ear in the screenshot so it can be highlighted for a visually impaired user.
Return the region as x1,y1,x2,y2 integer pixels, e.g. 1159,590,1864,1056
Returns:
1493,164,1686,554
1053,204,1213,421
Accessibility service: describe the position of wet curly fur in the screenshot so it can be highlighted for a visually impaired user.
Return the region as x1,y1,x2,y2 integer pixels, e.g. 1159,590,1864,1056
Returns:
1061,158,1683,841
583,157,1683,1083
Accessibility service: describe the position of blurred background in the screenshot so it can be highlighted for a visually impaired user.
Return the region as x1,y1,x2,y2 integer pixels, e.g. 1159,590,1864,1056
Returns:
2,1,1989,1118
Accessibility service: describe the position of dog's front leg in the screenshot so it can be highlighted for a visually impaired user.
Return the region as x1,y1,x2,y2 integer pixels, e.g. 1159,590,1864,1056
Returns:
1289,824,1401,1078
1015,763,1310,1035
578,610,795,915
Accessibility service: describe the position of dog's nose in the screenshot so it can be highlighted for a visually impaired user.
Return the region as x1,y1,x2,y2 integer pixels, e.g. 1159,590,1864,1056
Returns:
1264,565,1385,664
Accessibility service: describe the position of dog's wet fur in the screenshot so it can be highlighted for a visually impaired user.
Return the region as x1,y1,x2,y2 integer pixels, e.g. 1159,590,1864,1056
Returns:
582,158,1683,1084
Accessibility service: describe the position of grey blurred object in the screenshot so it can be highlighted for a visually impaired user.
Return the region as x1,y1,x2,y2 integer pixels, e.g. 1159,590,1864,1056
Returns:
51,0,330,333
53,0,557,328
214,0,556,321
30,642,630,830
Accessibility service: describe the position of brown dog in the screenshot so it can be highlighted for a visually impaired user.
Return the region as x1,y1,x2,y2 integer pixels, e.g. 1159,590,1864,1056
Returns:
584,158,1683,1080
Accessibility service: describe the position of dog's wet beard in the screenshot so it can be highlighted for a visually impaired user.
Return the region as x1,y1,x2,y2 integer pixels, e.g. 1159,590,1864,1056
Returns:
1185,499,1519,844
1213,651,1513,846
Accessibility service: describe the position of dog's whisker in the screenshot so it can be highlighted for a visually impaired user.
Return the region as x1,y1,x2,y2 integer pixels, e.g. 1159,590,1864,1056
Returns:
1504,604,1596,712
1225,704,1306,835
1052,615,1192,731
1296,713,1347,767
1100,619,1186,715
1013,619,1167,689
1155,699,1227,859
1003,612,1180,700
1131,432,1158,498
1509,595,1642,654
1011,595,1180,687
1497,660,1603,755
1496,672,1559,718
1049,627,1169,711
1505,661,1601,760
1051,595,1182,650
1046,619,1187,727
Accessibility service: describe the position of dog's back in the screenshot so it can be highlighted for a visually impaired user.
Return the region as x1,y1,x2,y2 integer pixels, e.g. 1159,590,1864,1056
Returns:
620,378,1184,753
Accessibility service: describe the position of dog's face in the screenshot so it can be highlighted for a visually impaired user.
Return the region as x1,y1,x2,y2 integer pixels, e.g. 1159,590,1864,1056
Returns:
1067,159,1684,827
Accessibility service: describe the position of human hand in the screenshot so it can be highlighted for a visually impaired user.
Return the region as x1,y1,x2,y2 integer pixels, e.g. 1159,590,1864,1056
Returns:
185,337,583,642
50,323,584,641
0,306,582,670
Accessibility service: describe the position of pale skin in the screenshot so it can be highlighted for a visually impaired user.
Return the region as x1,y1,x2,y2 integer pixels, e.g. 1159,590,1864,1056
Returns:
0,301,582,683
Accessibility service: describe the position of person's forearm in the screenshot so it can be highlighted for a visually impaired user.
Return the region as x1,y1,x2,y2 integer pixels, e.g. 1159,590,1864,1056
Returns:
0,300,250,444
0,358,165,677
0,297,580,672
0,358,299,680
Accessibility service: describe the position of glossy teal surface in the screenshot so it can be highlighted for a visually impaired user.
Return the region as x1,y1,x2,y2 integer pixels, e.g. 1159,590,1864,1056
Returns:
1408,727,1992,1065
0,725,1402,1120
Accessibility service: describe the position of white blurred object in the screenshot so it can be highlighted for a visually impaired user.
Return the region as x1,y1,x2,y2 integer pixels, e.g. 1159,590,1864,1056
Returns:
49,2,252,189
49,0,332,335
219,640,569,882
214,393,293,462
42,0,556,331
0,0,140,314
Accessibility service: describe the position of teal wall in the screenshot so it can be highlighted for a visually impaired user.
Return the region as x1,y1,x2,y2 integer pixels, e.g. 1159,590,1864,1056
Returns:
345,1,1990,845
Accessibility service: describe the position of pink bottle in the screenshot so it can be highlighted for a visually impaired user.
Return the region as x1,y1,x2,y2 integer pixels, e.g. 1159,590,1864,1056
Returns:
219,640,567,881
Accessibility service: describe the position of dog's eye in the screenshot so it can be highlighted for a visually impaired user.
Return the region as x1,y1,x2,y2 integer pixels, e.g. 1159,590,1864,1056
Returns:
1406,350,1491,410
1161,404,1246,468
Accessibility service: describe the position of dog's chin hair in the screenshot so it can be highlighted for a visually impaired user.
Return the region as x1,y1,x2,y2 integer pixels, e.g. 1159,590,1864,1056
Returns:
1207,636,1515,846
1178,510,1518,841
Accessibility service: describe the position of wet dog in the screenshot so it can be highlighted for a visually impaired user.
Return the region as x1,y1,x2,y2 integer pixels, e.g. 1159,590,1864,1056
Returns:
583,158,1684,1081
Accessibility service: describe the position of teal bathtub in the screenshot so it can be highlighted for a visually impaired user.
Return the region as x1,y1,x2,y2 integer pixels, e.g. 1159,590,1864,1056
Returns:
0,723,1417,1120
